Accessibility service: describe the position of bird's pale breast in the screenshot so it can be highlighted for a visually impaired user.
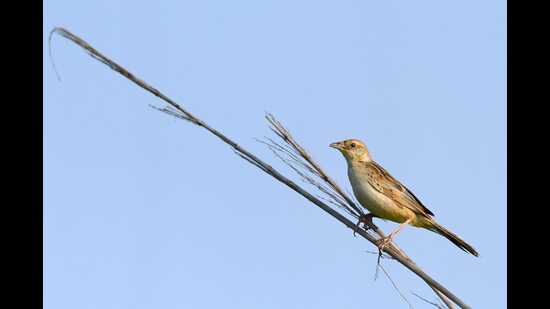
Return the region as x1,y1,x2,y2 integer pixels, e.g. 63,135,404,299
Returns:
347,162,415,223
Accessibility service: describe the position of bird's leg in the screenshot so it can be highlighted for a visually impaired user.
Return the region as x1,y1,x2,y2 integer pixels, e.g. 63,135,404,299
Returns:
376,218,413,252
353,213,376,237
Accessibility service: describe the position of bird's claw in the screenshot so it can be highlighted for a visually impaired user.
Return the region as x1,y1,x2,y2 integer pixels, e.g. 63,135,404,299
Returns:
375,235,393,252
353,214,374,237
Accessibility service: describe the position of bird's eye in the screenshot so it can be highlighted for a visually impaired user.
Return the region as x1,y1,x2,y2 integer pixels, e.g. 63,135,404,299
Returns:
350,143,356,148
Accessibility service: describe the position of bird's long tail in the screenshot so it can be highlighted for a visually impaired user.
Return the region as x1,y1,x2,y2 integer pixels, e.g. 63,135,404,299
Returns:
428,221,479,257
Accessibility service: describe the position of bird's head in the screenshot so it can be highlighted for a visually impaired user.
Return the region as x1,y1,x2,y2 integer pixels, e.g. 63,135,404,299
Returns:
329,139,371,162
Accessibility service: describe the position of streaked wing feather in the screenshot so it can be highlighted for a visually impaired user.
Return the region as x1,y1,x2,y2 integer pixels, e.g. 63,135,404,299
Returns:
365,161,434,217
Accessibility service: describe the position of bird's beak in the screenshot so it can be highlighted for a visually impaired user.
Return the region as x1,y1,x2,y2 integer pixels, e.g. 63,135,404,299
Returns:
329,142,341,150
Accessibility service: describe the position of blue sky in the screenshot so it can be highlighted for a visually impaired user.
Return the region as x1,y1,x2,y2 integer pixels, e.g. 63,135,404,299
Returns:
44,1,506,308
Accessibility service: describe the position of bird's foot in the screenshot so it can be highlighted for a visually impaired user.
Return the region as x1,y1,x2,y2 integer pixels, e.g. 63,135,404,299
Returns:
375,235,393,252
353,213,375,237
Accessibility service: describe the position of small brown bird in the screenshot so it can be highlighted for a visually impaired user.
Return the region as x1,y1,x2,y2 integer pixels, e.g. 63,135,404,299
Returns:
330,139,478,256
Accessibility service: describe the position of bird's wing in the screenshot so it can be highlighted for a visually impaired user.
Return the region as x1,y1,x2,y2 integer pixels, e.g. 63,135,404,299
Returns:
364,161,435,217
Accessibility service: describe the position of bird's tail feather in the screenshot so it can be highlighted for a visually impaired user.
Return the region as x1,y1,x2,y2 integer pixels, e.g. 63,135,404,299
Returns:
428,221,479,257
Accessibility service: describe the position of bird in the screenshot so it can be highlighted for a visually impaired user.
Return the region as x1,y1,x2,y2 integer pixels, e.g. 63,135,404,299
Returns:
330,139,478,257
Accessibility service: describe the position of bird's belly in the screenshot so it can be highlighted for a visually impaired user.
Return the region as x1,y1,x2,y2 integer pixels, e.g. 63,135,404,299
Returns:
349,169,413,223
